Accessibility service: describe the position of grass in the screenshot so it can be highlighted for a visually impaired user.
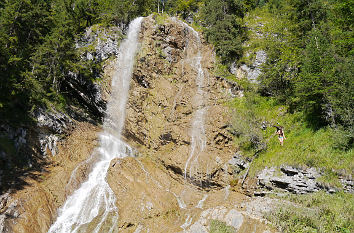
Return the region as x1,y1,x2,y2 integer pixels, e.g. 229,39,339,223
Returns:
210,220,236,233
266,192,353,233
253,125,353,175
228,90,353,186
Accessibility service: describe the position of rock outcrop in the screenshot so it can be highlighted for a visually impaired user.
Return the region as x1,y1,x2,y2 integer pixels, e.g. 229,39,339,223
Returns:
235,50,267,83
64,25,124,120
106,15,275,232
257,166,322,194
0,123,100,233
255,166,354,195
231,21,267,83
107,156,274,233
122,15,237,188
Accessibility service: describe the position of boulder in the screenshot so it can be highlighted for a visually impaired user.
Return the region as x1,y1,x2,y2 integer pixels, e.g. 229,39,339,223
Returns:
257,166,336,194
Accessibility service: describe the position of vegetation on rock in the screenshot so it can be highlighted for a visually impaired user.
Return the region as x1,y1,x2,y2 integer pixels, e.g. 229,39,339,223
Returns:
210,219,236,233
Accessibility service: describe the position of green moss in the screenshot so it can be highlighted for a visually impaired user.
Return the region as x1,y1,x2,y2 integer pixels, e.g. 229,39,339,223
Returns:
210,220,236,233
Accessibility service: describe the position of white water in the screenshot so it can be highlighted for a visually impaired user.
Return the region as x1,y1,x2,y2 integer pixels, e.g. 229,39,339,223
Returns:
178,20,207,180
48,17,144,233
181,214,193,231
196,194,208,209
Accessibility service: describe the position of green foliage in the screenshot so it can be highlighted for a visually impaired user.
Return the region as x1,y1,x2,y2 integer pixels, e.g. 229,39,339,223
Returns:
0,137,16,158
266,192,354,233
252,1,353,140
154,12,170,25
230,92,272,154
166,0,202,18
228,89,353,181
0,0,251,126
294,27,336,126
200,0,245,63
252,123,354,179
0,0,158,126
98,0,157,25
0,0,52,123
246,7,300,99
210,220,236,233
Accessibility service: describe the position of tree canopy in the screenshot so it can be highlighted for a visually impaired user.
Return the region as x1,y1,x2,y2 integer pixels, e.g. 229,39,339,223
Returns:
0,0,352,144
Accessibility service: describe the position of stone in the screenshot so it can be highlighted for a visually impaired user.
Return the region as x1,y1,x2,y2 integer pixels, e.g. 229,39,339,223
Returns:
229,61,238,74
32,107,74,156
257,166,335,194
225,209,243,230
280,166,299,176
39,134,59,156
233,22,267,84
228,153,249,170
76,25,123,63
33,107,72,134
340,177,354,193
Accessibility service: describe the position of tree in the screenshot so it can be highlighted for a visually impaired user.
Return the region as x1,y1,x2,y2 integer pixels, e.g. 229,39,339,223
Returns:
294,27,335,126
166,0,201,18
0,0,52,123
200,0,245,63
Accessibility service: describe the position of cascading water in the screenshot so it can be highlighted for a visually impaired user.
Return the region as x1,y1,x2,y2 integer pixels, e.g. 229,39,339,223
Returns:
48,17,144,233
179,22,207,181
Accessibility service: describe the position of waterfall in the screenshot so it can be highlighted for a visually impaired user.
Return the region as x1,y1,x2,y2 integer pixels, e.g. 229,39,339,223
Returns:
48,17,144,233
178,21,207,180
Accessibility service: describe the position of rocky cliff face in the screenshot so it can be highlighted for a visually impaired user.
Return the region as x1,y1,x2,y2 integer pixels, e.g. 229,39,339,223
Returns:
106,16,274,232
0,123,100,233
1,16,276,233
123,16,237,187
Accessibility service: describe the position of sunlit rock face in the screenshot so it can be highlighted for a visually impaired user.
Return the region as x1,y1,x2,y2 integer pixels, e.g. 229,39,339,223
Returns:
107,15,275,232
123,15,237,189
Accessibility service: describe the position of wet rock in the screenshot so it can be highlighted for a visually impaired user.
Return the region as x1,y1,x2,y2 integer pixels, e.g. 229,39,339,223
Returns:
122,15,238,189
105,16,276,232
1,123,100,232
